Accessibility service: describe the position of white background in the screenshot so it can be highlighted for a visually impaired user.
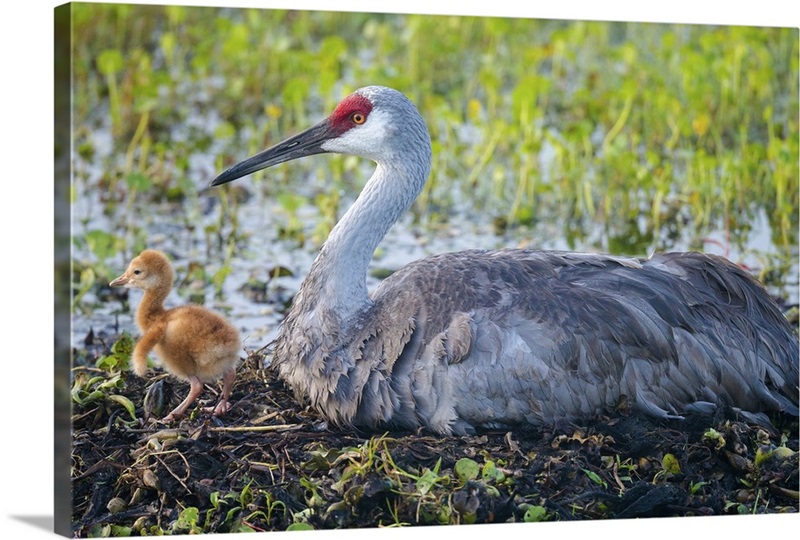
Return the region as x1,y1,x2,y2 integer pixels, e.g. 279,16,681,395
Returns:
1,1,798,539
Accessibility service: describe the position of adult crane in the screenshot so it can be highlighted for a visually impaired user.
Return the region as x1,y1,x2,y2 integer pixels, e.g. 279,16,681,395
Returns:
212,85,798,435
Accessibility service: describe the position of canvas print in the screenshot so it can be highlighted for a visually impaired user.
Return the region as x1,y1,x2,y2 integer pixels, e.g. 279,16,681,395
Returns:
56,2,799,537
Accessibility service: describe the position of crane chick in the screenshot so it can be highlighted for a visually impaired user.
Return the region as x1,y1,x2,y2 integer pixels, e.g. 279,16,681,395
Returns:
109,249,242,422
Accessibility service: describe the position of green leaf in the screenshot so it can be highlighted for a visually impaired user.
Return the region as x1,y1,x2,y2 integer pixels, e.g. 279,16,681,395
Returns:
110,525,132,536
303,447,344,470
416,469,444,496
485,485,501,497
286,523,314,531
164,4,186,24
277,192,308,214
689,481,708,495
661,453,682,475
107,394,137,421
581,468,607,488
97,49,124,75
97,335,133,372
96,354,121,372
85,230,124,261
702,428,726,450
239,480,254,506
81,389,106,405
126,172,152,192
211,264,232,293
85,375,107,387
173,506,200,532
454,458,480,483
112,333,134,360
523,505,548,522
98,374,125,391
73,267,96,308
160,32,176,58
224,506,241,525
214,121,236,140
222,23,250,58
481,461,505,482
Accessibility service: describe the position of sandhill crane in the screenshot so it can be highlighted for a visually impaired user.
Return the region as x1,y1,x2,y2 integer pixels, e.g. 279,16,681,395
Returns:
211,85,798,435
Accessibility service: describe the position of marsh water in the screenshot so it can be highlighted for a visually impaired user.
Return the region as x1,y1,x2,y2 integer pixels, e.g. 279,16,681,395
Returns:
70,114,798,358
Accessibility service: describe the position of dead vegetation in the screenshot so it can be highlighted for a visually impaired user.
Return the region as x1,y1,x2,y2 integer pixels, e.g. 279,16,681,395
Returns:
70,336,798,537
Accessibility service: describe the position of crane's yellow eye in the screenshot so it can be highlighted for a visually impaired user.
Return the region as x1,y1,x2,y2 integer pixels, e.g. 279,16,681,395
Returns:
351,112,366,125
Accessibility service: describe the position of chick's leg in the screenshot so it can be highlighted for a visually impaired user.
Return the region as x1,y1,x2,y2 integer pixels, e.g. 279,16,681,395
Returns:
162,376,204,422
207,366,237,416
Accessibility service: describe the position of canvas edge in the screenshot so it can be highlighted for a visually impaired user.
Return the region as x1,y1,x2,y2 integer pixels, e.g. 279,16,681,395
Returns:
54,2,73,537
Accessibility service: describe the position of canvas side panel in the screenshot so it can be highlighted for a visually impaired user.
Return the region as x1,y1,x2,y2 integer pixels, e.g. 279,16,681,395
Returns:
54,2,73,537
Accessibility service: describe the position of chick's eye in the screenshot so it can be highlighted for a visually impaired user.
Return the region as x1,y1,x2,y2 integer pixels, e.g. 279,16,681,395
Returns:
351,112,366,125
133,270,141,275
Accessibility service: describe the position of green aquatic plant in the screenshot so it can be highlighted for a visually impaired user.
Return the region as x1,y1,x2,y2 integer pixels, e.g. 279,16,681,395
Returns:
653,453,682,483
71,333,139,424
582,468,607,489
95,331,134,373
521,504,548,522
171,506,203,535
70,5,798,307
96,49,124,136
70,370,137,423
454,457,480,483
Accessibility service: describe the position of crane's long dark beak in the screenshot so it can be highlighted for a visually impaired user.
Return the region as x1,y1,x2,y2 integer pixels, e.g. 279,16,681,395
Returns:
210,118,336,187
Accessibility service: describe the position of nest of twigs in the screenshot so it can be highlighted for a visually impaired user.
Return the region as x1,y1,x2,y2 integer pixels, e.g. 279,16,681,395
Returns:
70,338,798,537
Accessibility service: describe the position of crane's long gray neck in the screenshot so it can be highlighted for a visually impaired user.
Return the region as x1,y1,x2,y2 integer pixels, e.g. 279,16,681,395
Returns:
307,158,428,321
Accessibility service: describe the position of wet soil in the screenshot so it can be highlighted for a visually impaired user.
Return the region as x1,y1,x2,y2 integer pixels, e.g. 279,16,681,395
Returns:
70,336,798,537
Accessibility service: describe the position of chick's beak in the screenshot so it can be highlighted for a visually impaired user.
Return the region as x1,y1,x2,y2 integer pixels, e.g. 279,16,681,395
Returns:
109,274,129,287
210,118,336,187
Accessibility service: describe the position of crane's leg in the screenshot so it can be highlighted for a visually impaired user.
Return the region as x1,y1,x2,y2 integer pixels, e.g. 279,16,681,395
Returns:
161,376,204,422
206,366,236,416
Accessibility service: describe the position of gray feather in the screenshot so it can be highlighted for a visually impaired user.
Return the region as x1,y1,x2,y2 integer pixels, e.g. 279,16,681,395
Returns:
273,249,799,434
